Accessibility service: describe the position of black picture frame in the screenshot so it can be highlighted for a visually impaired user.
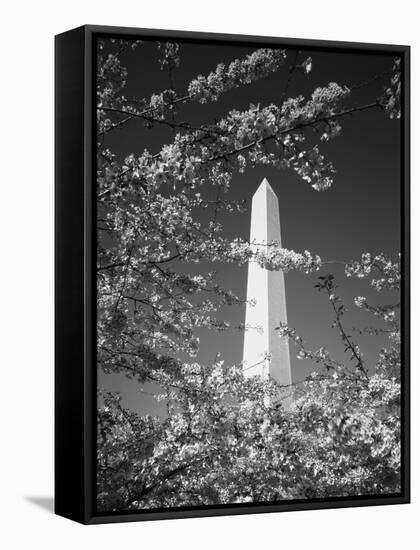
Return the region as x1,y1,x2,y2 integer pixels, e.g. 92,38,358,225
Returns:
55,24,410,525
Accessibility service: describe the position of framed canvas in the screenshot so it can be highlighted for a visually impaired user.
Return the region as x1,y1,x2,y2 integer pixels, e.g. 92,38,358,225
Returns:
55,25,410,524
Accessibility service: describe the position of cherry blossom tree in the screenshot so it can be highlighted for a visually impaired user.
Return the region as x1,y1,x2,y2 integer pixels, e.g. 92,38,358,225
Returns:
96,38,402,511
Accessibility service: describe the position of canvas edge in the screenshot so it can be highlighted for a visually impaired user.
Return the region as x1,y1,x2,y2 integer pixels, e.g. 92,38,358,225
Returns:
55,25,89,524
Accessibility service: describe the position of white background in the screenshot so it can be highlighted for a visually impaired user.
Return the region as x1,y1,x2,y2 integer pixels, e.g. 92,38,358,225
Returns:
1,1,417,548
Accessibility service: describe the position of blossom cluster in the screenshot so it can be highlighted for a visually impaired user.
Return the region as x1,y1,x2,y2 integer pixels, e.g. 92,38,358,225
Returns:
229,239,321,273
345,252,401,291
157,41,180,71
100,79,353,195
280,82,350,125
380,57,402,120
188,48,287,103
254,246,321,273
121,48,287,123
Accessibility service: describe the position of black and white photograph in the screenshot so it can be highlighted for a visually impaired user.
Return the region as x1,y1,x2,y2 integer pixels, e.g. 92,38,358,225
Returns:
95,32,407,515
3,0,419,545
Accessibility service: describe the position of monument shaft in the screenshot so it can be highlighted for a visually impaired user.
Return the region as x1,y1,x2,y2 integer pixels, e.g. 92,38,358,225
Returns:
243,179,292,401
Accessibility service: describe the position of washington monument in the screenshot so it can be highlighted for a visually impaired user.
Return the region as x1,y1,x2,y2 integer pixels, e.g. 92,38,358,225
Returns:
243,178,292,406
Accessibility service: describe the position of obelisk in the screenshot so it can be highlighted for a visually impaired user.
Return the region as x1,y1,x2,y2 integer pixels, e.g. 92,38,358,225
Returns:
243,178,292,407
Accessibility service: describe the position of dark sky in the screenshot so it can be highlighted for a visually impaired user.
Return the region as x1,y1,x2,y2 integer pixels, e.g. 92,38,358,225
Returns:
98,37,401,415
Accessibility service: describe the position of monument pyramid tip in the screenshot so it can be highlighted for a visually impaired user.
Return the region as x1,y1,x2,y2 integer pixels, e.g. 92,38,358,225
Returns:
255,177,276,195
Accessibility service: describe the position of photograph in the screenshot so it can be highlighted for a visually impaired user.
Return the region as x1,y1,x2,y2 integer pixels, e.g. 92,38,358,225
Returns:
95,33,405,514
